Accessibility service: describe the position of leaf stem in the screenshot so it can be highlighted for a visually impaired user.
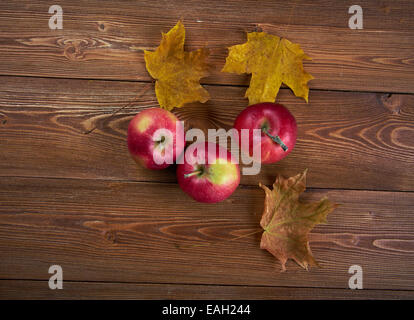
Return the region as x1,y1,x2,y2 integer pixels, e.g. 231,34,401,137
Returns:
184,170,202,178
261,127,288,151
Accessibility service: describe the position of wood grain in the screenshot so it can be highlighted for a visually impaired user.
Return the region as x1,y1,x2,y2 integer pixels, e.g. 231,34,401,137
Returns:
1,76,413,191
0,177,413,290
0,1,413,93
0,280,412,300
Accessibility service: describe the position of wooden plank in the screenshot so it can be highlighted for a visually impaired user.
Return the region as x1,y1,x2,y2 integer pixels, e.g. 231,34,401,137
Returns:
0,280,412,300
0,1,413,93
1,76,413,191
0,177,413,290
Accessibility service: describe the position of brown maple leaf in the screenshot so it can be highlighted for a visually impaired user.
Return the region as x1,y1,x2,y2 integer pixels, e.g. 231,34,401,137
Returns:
259,170,337,271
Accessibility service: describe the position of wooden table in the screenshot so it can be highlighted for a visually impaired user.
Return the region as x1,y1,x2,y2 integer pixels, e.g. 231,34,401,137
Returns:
0,0,413,299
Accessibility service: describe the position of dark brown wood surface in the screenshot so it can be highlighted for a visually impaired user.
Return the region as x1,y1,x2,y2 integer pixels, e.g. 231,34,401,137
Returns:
1,76,413,191
1,280,413,300
1,177,413,290
0,0,413,300
0,1,413,93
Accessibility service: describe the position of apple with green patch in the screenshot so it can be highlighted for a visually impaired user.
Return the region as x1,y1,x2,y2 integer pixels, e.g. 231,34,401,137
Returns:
127,108,184,170
177,142,240,203
234,102,297,164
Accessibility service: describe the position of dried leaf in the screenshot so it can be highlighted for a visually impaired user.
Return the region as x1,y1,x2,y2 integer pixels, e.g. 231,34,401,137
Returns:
144,21,210,110
259,170,337,271
222,32,314,104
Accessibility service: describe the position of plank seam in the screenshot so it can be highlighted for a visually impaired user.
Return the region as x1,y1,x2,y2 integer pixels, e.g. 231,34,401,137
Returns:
0,278,412,292
1,175,413,194
1,74,414,96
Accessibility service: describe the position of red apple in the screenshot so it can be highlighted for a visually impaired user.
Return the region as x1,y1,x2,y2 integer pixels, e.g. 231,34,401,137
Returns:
127,108,184,170
233,102,297,164
177,142,240,203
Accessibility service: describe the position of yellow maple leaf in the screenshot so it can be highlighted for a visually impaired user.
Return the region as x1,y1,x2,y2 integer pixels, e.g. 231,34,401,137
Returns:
259,170,337,271
222,32,314,104
144,21,210,110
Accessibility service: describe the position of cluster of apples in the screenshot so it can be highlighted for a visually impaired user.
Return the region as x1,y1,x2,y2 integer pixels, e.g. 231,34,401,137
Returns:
127,103,297,203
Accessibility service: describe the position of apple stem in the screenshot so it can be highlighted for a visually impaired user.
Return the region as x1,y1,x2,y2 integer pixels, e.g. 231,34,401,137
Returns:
184,170,202,178
262,127,288,152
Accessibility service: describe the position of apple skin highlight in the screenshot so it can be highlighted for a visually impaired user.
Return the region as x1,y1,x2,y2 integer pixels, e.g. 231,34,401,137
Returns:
233,102,297,164
177,142,240,203
127,108,185,170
